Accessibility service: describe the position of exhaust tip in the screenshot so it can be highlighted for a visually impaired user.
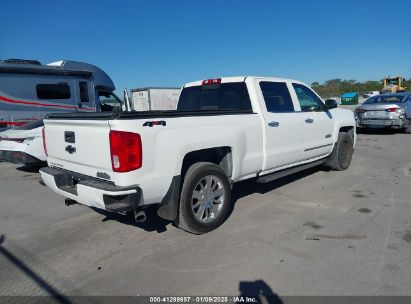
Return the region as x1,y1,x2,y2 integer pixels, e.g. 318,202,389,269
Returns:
134,210,147,223
65,198,78,206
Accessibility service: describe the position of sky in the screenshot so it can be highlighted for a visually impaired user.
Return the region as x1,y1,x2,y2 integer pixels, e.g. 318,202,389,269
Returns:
1,0,410,92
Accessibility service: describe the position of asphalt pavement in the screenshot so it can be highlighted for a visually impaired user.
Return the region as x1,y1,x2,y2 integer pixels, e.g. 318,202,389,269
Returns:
1,130,411,298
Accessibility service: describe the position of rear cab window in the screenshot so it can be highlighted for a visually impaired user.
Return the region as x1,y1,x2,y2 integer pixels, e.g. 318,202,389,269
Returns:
177,81,252,111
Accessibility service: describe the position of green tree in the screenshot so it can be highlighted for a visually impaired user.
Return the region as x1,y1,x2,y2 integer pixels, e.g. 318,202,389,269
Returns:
311,82,320,88
312,78,394,99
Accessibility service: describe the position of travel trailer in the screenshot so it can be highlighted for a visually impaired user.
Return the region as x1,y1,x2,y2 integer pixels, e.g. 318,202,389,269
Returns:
0,59,122,164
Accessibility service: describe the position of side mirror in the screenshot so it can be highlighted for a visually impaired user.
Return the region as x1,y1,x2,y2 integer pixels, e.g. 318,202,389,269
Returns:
325,99,338,109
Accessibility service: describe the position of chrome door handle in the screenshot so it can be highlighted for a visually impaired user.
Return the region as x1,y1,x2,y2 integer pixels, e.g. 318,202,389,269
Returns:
305,118,314,123
268,121,280,127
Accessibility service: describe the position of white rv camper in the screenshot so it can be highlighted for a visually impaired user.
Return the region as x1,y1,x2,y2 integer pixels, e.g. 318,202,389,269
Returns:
0,59,122,164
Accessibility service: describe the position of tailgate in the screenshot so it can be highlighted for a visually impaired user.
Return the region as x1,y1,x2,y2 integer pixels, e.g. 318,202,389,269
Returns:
44,119,113,178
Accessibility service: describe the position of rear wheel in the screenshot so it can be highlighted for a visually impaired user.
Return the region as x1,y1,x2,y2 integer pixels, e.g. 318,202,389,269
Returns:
176,162,231,234
325,132,354,171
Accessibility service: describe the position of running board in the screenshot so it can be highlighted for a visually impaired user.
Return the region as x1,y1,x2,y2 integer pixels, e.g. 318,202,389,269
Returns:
256,159,326,183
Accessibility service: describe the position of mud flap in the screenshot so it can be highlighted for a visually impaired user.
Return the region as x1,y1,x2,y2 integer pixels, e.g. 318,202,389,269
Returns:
157,176,181,221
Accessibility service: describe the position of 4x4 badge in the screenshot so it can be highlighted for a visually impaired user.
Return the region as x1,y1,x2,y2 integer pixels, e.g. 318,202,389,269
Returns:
143,120,166,127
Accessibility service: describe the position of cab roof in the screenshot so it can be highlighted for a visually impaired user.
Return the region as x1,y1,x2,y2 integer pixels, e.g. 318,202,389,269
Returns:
183,76,306,87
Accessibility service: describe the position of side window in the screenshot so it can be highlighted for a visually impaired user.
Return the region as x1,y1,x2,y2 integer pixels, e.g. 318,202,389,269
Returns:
79,81,89,103
259,82,294,113
219,83,252,110
36,83,71,99
292,83,324,112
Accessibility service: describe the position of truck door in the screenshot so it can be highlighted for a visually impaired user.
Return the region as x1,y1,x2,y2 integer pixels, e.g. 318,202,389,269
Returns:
257,80,306,172
76,80,96,112
290,83,334,159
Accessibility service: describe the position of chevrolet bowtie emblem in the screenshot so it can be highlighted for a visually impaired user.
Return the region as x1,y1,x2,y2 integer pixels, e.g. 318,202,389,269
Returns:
65,145,76,154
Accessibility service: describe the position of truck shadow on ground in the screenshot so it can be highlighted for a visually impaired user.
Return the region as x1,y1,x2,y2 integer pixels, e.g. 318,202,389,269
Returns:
228,166,322,219
91,206,170,233
92,166,324,234
238,280,283,304
16,164,45,173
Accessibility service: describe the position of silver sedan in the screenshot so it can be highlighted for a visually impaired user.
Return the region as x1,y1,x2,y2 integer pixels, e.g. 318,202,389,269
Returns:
355,93,411,133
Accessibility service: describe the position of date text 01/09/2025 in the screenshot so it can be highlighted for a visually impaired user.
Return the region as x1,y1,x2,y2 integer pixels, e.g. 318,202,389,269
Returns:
149,296,258,303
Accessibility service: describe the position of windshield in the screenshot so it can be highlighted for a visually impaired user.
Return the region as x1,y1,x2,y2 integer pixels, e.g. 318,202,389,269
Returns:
97,91,123,112
364,95,407,104
386,78,399,86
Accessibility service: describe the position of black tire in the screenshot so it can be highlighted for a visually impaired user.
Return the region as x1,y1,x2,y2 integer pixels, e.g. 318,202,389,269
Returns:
176,162,231,234
325,132,354,171
356,126,364,134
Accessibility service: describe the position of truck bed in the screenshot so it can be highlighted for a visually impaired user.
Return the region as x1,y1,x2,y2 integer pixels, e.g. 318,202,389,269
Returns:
45,109,255,120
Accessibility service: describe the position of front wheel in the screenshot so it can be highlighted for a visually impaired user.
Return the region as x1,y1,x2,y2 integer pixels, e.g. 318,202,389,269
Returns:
325,132,354,171
176,162,232,234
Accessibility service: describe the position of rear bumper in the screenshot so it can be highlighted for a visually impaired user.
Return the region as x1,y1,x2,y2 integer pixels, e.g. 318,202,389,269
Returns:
0,150,44,164
358,118,408,128
40,167,141,212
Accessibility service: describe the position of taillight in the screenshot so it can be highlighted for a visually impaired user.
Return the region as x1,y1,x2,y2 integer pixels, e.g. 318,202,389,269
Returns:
356,109,366,113
386,107,396,112
202,78,221,85
42,127,48,156
109,130,142,172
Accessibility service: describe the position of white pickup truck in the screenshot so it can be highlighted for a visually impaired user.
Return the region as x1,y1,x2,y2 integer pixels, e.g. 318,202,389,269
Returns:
40,76,356,234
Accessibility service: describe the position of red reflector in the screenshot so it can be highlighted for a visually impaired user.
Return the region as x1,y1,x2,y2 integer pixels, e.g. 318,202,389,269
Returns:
202,78,221,85
386,107,396,112
42,127,48,156
109,130,142,172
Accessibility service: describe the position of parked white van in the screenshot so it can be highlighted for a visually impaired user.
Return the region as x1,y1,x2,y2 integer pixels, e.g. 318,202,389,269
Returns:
362,91,380,98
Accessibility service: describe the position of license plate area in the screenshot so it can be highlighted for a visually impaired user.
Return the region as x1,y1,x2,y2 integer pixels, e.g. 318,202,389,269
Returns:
367,111,387,118
362,119,393,126
54,173,80,195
